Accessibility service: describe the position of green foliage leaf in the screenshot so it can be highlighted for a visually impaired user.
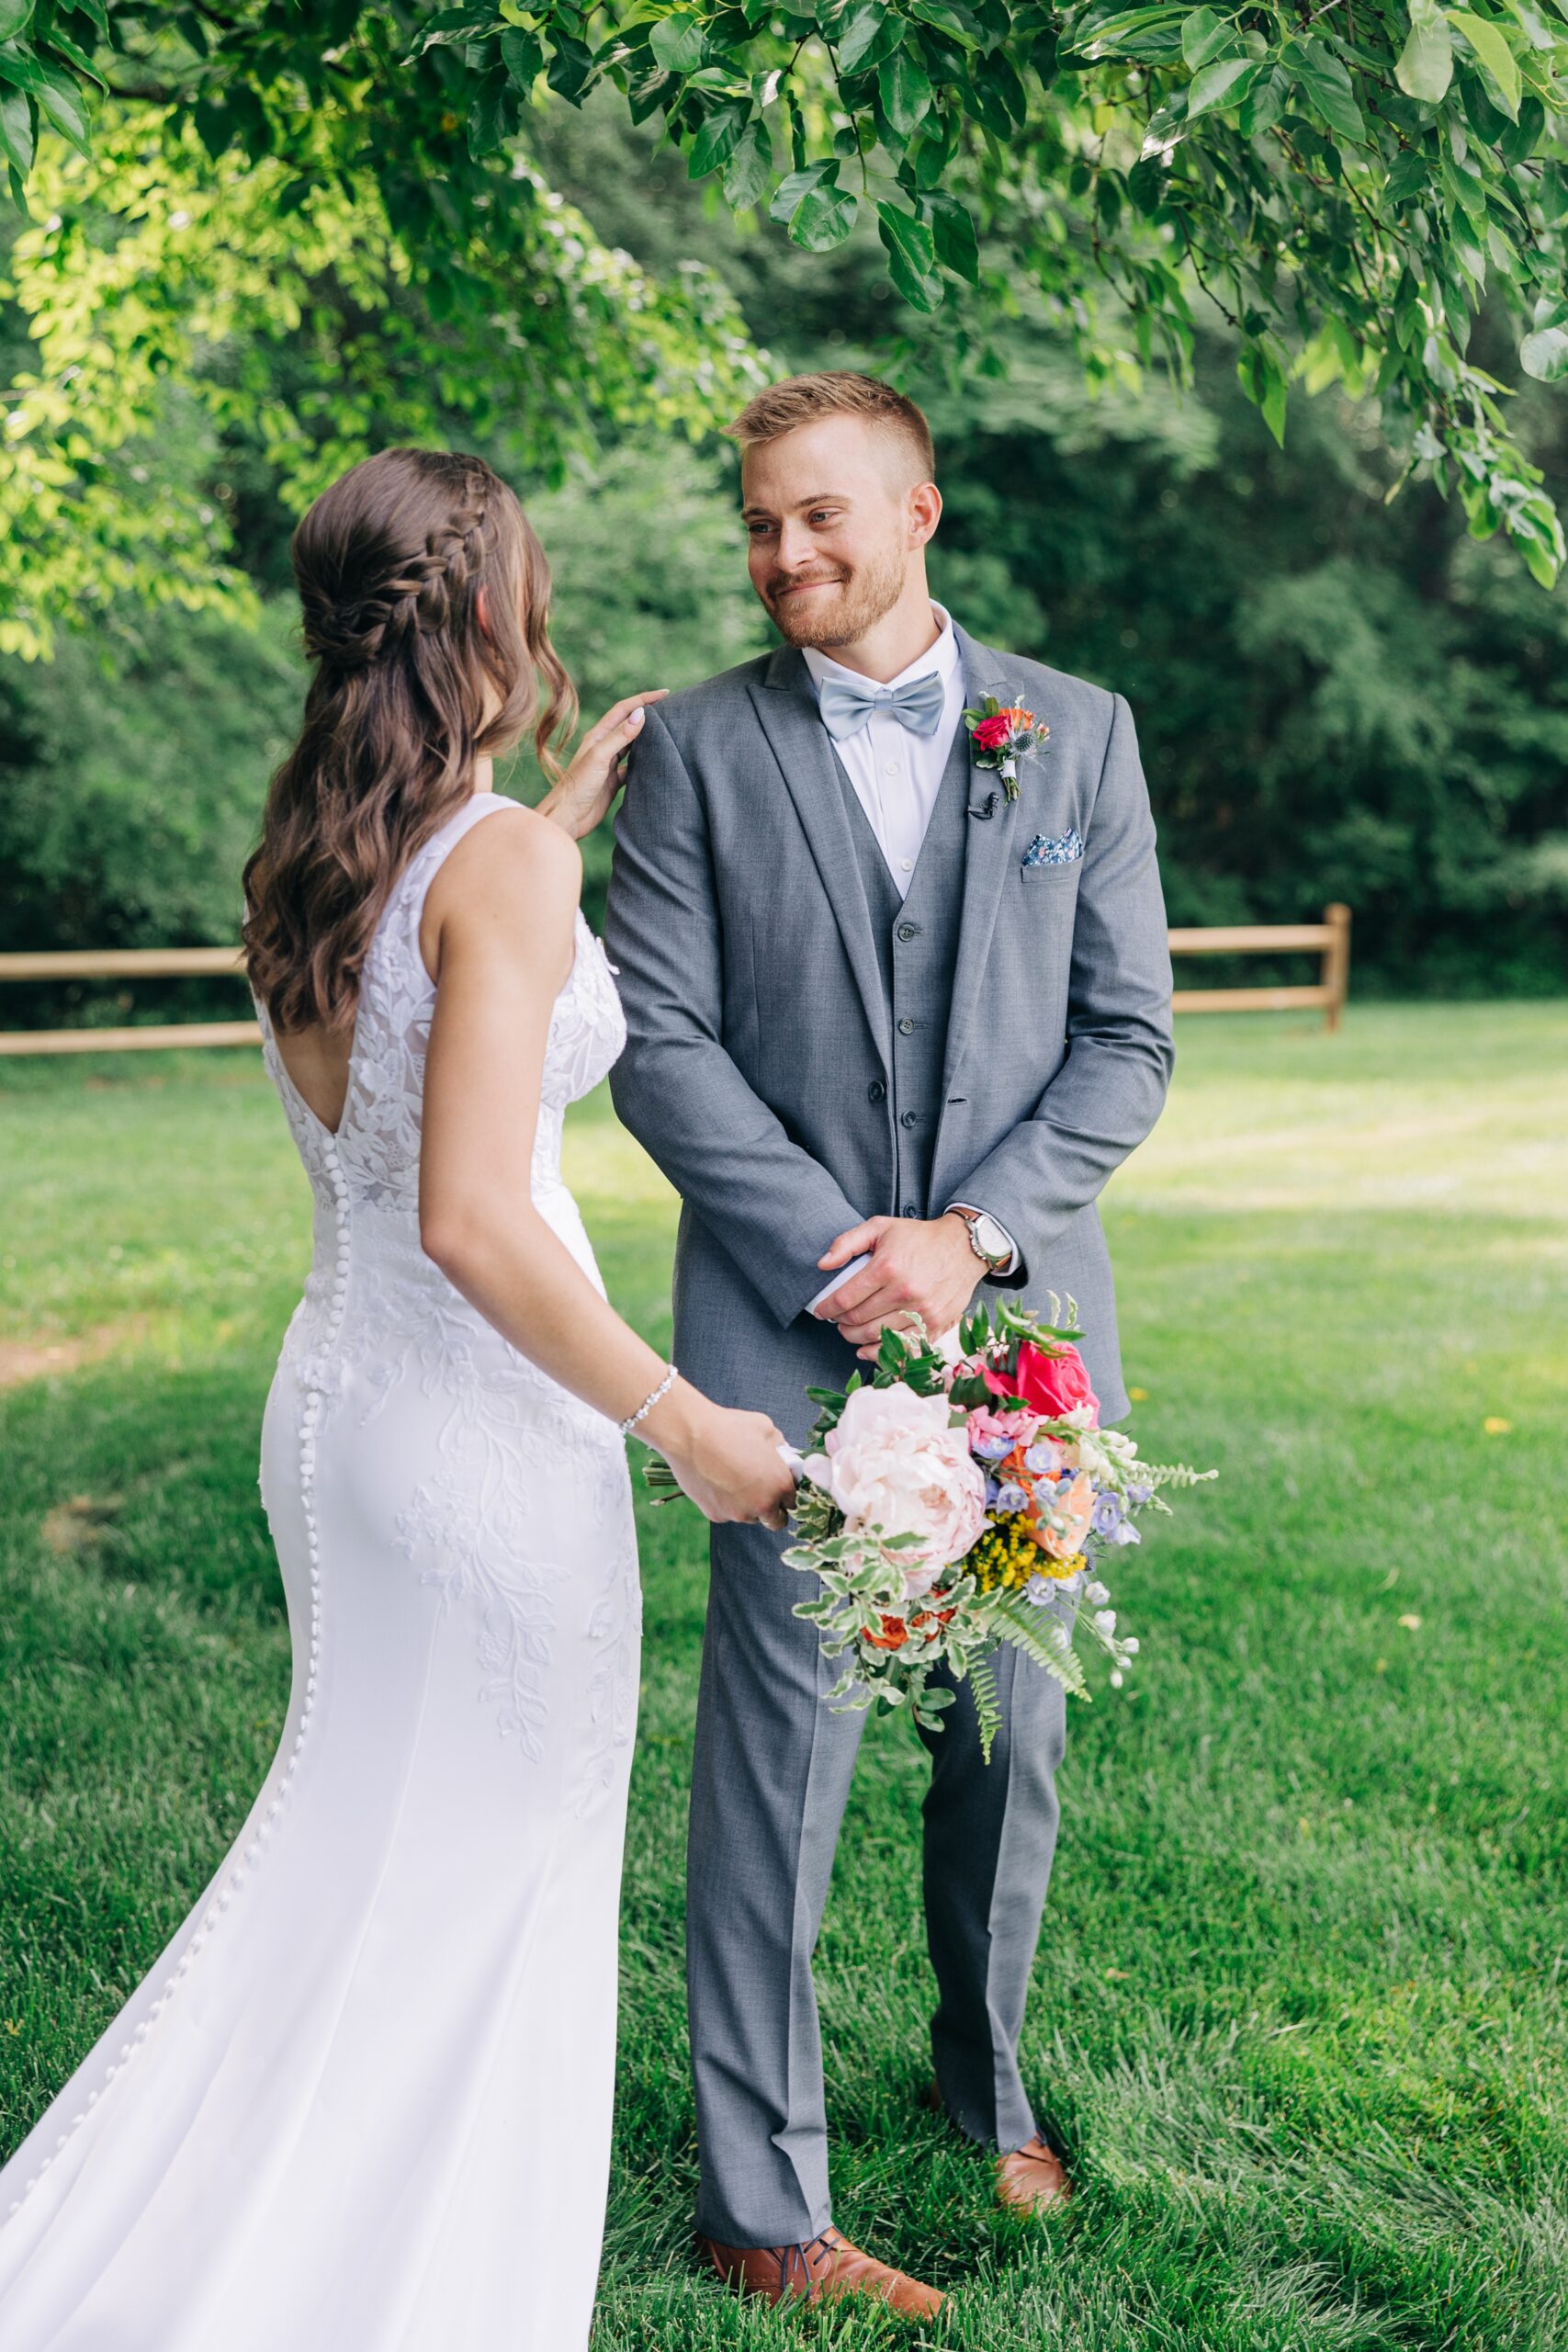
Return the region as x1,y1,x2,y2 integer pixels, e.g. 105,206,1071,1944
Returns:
417,8,502,53
1286,38,1365,141
964,51,1027,137
25,55,90,153
1179,7,1235,70
467,65,511,154
1446,9,1520,119
546,30,595,103
1238,342,1289,447
1187,56,1258,119
1395,1,1453,101
0,78,31,174
769,158,833,222
790,175,858,249
649,11,706,71
923,187,979,281
877,198,942,309
1236,63,1286,135
1520,300,1568,381
721,112,772,208
837,1,899,71
499,26,542,86
40,24,104,87
908,0,981,39
0,2,32,40
878,46,931,134
687,95,749,178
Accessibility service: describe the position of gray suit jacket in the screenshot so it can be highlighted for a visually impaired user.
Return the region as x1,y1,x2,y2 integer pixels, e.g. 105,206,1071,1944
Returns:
604,628,1173,1426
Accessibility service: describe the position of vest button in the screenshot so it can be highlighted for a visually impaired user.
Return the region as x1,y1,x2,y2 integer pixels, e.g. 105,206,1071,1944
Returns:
866,1080,886,1103
897,1017,915,1035
900,1109,919,1129
897,922,919,942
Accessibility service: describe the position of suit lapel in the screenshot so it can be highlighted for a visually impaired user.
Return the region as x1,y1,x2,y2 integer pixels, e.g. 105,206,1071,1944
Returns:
748,646,892,1069
942,628,1024,1095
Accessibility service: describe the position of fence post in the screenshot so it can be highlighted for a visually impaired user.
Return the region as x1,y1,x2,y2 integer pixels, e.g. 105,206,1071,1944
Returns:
1322,902,1351,1033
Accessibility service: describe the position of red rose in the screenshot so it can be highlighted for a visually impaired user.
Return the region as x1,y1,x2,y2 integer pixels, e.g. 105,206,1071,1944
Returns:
971,714,1011,752
1012,1341,1100,1425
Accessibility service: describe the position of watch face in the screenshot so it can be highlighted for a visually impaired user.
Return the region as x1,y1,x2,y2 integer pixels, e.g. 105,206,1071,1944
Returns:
973,1214,1009,1262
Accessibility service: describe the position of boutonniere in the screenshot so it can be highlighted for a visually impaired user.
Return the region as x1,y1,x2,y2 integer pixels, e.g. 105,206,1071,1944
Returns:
964,697,1050,799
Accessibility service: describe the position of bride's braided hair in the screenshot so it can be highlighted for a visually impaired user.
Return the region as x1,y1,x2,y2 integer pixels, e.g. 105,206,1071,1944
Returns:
243,447,578,1035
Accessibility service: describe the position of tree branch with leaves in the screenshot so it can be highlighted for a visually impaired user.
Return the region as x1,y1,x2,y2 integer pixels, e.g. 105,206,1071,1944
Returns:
3,0,1566,613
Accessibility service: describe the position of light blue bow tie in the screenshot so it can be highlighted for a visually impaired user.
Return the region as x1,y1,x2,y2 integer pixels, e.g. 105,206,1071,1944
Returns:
816,667,947,743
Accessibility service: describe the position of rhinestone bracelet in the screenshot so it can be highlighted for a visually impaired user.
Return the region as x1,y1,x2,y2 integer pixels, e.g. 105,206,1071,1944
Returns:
620,1363,678,1439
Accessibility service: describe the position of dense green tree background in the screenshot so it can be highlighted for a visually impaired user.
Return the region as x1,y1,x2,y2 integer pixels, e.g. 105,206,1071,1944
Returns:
2,95,1565,1014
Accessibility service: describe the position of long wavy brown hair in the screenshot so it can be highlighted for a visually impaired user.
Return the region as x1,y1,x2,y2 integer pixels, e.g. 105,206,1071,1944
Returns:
243,447,576,1035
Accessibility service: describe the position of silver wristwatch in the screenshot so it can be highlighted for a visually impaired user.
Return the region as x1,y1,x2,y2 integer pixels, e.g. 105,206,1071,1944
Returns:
951,1206,1011,1272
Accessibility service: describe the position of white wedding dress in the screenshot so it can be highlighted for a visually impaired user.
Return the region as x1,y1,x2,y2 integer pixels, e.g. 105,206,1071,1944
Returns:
0,793,642,2349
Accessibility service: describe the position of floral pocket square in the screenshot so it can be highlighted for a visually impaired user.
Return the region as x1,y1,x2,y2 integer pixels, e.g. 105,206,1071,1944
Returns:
1021,828,1084,870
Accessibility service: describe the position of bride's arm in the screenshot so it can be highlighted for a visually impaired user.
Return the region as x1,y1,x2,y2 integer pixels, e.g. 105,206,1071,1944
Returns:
416,806,793,1528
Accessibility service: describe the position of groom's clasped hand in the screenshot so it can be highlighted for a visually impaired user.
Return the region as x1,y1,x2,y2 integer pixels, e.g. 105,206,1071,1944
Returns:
814,1208,986,1357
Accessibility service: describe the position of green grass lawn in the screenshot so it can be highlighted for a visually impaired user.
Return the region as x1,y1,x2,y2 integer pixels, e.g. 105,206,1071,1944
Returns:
3,1002,1566,2349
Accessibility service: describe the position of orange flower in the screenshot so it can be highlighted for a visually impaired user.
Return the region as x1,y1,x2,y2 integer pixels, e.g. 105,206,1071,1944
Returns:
1028,1469,1095,1560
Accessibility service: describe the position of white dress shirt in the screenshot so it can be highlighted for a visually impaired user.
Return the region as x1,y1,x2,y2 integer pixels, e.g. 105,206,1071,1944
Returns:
801,607,965,899
798,606,1018,1314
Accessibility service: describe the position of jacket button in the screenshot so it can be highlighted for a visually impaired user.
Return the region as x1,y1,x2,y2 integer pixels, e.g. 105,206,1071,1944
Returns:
866,1080,886,1103
897,1017,914,1035
897,922,919,942
902,1204,919,1217
900,1109,919,1129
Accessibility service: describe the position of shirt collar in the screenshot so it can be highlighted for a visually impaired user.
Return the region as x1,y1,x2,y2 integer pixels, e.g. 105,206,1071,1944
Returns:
801,604,958,698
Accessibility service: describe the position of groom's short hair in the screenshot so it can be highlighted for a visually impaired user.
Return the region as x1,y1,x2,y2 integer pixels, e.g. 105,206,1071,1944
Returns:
727,372,935,484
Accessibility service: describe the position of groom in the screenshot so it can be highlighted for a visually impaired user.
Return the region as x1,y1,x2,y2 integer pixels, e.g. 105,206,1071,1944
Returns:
606,372,1173,2313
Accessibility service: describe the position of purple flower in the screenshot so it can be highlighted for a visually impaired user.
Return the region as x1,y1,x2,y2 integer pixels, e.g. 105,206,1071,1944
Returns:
1127,1482,1153,1507
997,1481,1029,1515
1091,1491,1123,1538
972,1433,1014,1463
1024,1441,1062,1475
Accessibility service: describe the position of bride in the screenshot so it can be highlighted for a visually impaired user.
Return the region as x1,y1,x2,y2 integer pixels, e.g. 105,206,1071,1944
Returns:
0,447,795,2348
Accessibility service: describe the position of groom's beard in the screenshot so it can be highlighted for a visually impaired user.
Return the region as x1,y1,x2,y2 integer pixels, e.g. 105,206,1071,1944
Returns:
764,545,906,650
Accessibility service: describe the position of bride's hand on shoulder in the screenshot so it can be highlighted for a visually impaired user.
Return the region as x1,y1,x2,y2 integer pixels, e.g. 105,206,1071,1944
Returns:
539,692,669,842
641,1385,796,1532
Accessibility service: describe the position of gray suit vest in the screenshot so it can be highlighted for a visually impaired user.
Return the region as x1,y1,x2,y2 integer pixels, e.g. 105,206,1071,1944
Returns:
829,718,973,1219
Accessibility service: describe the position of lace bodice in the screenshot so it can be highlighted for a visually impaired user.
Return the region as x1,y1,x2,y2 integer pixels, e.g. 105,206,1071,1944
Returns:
255,793,626,1376
260,794,624,1210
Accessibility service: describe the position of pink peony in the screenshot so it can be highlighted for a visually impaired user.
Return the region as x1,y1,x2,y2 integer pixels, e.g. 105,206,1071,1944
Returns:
803,1384,987,1596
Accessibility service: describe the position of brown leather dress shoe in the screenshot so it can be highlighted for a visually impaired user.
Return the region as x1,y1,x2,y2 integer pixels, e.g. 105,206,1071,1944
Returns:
995,2132,1072,2214
695,2227,943,2318
921,2082,1072,2214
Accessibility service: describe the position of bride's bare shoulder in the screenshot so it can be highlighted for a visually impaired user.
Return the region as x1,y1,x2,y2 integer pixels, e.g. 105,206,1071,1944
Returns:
422,801,581,974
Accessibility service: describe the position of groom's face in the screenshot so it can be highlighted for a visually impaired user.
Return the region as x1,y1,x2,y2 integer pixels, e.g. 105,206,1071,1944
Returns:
741,414,924,650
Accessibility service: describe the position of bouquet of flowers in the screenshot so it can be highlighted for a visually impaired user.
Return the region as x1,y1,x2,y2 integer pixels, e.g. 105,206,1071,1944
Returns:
648,1300,1214,1762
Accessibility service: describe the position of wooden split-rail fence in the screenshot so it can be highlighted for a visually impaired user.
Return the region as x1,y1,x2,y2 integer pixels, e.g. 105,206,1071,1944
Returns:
0,905,1352,1057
